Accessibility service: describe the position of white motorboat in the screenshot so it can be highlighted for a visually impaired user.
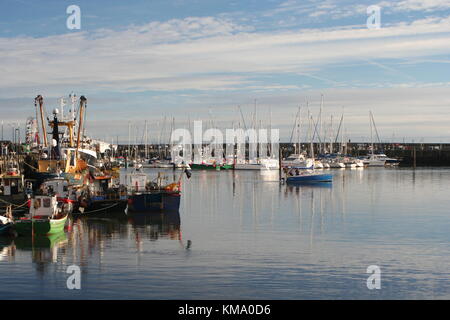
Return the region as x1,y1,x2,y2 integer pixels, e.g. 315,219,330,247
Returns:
363,154,386,167
282,154,314,169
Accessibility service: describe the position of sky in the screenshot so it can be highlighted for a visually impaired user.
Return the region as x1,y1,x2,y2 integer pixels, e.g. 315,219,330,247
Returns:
0,0,450,143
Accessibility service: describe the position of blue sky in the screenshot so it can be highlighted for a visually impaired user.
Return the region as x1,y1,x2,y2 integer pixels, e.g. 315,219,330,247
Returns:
1,0,450,142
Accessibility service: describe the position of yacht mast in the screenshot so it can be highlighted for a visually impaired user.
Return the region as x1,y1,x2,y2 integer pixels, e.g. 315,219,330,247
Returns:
309,116,314,161
370,111,374,157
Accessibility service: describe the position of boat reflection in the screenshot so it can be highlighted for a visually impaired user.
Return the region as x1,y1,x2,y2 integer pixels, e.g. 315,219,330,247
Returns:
285,181,333,189
14,232,68,263
0,232,68,275
127,211,181,241
0,237,15,262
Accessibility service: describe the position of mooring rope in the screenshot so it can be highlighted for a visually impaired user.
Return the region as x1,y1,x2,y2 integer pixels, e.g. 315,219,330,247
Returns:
75,201,121,215
0,198,28,209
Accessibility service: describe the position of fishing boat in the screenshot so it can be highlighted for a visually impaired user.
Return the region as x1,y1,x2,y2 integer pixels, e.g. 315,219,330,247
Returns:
14,194,68,236
0,170,26,207
125,170,189,213
41,177,76,214
127,188,181,213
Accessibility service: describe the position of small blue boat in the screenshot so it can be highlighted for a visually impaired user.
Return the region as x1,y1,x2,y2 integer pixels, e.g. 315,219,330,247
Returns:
285,168,333,184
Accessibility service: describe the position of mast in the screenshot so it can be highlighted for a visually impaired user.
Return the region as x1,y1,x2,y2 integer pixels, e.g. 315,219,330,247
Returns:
69,92,76,122
309,115,314,161
35,95,48,148
76,96,87,159
269,106,272,157
330,115,333,154
341,109,345,154
296,106,301,155
370,111,374,157
319,94,323,154
127,121,131,159
237,105,248,132
50,108,61,160
144,120,148,160
59,97,65,122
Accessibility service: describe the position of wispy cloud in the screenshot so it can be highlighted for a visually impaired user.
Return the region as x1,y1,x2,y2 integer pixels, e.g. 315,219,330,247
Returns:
1,14,450,98
382,0,450,12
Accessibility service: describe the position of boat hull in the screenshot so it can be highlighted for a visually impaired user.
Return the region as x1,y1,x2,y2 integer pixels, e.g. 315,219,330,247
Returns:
234,163,261,170
0,223,13,236
190,164,221,170
127,192,181,213
14,214,68,236
287,173,333,183
364,160,386,167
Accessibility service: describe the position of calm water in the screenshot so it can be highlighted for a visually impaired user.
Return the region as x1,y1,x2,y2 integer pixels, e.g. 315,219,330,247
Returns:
1,167,449,299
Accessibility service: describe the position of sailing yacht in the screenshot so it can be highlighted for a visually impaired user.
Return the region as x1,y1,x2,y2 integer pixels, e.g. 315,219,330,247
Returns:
364,111,400,167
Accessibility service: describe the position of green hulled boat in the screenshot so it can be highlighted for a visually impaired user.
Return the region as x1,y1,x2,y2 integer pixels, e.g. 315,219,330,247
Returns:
190,163,234,170
15,215,68,236
14,195,68,236
190,163,221,170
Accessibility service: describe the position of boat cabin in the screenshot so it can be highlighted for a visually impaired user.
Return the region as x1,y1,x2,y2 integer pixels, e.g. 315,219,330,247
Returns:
30,195,59,218
41,178,76,201
121,173,148,193
0,174,24,196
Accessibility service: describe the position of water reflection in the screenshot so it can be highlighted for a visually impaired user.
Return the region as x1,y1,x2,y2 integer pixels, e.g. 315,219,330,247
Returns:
0,209,182,274
0,232,68,277
0,237,15,262
1,168,450,299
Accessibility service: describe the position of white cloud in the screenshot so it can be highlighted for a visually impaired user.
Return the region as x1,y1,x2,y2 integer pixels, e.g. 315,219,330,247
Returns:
1,14,450,98
1,10,450,141
388,0,450,12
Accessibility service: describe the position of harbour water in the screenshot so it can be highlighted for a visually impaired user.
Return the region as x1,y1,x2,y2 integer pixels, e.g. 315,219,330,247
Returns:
1,167,449,299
